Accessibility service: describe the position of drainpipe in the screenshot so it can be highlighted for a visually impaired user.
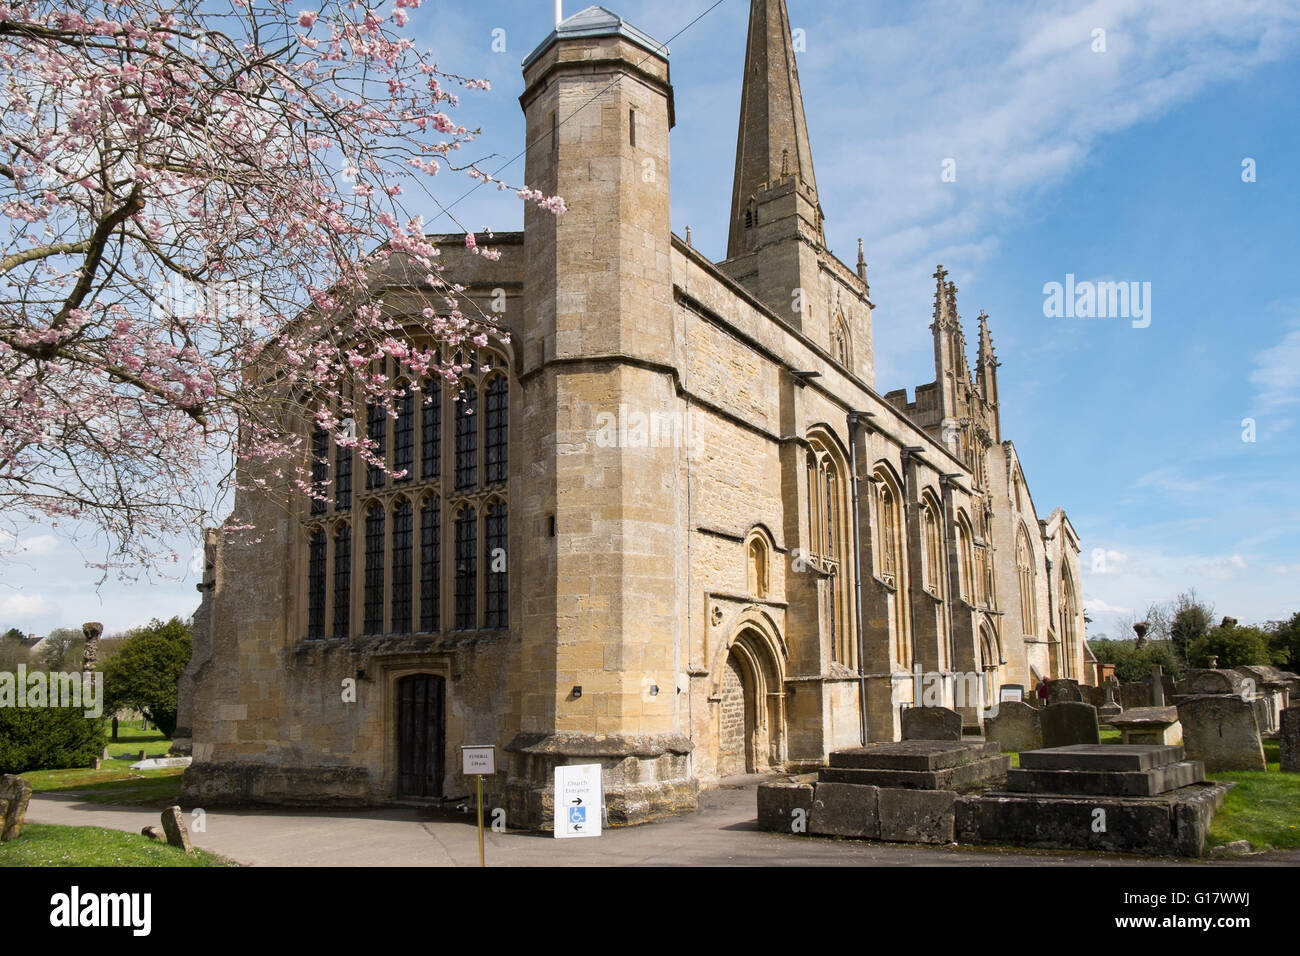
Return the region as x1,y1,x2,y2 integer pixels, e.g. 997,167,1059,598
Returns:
939,474,960,699
848,411,872,746
1045,557,1055,679
902,447,924,677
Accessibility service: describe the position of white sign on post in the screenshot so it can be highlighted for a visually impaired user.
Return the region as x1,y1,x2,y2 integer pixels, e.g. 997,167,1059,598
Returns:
553,763,603,839
462,745,496,776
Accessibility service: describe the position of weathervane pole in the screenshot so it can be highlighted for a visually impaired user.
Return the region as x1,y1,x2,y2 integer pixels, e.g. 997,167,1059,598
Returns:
555,0,562,27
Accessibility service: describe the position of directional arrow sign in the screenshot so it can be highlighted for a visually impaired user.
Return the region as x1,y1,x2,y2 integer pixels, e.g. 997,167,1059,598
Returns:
554,764,602,839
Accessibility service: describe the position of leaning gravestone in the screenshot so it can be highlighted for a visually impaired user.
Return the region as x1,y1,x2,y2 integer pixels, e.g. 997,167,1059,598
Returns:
1046,679,1082,704
1280,707,1300,774
0,774,33,842
1040,702,1100,748
985,700,1042,752
901,706,962,741
160,805,195,855
1177,695,1266,772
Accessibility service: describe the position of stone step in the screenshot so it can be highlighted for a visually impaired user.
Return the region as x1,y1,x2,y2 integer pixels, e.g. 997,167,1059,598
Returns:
829,739,1002,772
1006,760,1205,797
820,754,1010,791
1019,744,1185,773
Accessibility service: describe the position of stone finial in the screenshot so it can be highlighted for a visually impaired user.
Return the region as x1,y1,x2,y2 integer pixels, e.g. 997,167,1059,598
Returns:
856,238,868,286
82,621,103,672
685,225,692,247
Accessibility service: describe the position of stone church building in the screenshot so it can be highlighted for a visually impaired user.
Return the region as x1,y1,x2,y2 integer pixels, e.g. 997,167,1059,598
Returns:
178,1,1089,827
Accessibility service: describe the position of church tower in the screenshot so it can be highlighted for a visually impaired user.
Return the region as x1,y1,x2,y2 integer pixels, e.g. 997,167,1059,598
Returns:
719,0,873,385
509,6,696,827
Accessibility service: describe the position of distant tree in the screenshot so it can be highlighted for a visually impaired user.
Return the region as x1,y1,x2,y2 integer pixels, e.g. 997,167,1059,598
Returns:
0,627,26,671
1170,590,1214,663
1265,612,1300,670
1089,638,1185,683
1186,621,1274,670
98,617,192,737
38,627,84,671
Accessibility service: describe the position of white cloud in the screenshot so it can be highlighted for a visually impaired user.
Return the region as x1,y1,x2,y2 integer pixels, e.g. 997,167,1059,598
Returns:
16,535,57,556
1187,554,1249,580
1083,596,1132,616
1249,323,1300,410
0,593,48,619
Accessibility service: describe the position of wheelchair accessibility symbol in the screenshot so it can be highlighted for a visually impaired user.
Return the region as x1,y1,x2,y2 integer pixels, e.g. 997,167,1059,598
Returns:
569,806,586,825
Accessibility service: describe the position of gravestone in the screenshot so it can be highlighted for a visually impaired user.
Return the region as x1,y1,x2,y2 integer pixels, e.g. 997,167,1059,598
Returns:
1149,665,1165,707
1177,695,1266,772
1040,702,1100,748
160,805,194,855
1046,679,1082,704
1177,669,1247,698
985,700,1042,752
0,774,33,842
1280,707,1300,774
901,706,962,741
1098,680,1123,723
1121,682,1152,711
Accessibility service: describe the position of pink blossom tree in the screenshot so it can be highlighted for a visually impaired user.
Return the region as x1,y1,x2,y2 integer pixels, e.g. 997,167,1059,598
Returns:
0,0,561,577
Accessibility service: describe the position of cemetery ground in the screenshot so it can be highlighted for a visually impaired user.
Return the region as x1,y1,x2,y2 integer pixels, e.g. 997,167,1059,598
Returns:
6,727,1298,867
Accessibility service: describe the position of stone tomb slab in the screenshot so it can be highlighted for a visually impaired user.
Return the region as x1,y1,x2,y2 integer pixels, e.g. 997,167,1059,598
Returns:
823,740,1008,791
1020,744,1184,772
1006,761,1205,798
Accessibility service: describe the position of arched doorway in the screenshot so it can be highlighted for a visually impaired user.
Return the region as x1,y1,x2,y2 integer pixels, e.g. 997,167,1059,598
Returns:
396,674,445,798
718,654,751,776
714,622,786,777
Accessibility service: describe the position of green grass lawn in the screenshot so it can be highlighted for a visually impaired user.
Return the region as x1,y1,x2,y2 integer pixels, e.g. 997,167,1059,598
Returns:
0,824,233,867
1206,739,1300,852
22,767,186,806
18,726,185,807
103,725,171,760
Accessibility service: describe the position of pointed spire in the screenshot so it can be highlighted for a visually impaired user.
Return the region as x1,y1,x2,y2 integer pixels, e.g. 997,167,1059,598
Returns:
856,238,868,287
930,265,951,329
726,0,821,257
977,309,997,366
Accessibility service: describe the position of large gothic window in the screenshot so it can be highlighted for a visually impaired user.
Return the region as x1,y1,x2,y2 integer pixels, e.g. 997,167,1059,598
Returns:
1017,527,1036,636
420,496,440,633
455,383,478,491
873,467,908,669
365,401,386,490
485,374,508,487
393,385,415,483
956,513,975,605
485,500,508,629
922,498,943,596
363,503,385,635
307,528,326,639
303,346,509,641
807,432,854,668
454,504,477,630
391,498,413,633
310,427,329,516
422,377,441,481
333,523,351,638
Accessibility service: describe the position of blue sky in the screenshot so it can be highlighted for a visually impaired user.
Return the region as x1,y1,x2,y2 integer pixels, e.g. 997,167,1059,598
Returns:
3,0,1298,640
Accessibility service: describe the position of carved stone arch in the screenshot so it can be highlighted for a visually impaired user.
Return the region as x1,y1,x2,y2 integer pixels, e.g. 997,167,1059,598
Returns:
710,610,787,775
743,525,776,600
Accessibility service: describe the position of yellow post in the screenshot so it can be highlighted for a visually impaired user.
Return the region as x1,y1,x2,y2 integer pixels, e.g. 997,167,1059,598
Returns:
476,774,485,867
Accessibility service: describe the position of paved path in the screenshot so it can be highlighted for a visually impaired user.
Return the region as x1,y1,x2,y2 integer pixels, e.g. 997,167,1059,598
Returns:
27,783,1296,867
